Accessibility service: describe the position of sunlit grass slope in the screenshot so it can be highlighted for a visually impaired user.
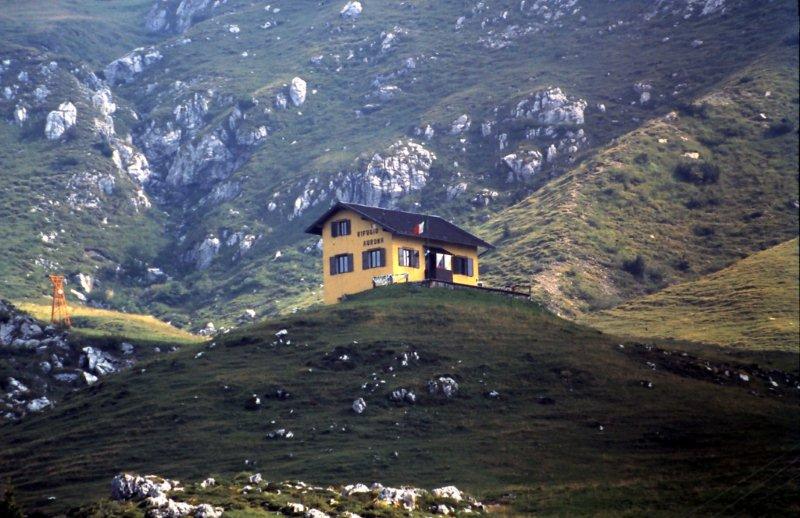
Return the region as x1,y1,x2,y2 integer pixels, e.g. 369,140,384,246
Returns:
16,300,203,346
1,287,797,516
585,239,800,350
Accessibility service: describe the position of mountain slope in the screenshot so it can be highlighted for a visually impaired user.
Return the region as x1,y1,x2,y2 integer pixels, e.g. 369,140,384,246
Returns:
479,43,799,317
584,239,799,350
1,287,797,515
1,0,798,327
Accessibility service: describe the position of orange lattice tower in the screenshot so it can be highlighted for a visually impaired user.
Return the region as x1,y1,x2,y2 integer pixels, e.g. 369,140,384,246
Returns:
49,275,72,328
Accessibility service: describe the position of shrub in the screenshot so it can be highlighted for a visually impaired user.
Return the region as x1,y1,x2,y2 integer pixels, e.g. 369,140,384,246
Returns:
0,484,24,518
673,257,691,271
94,139,114,158
674,161,721,185
622,254,646,278
634,153,649,165
692,224,716,237
765,119,795,137
676,101,709,119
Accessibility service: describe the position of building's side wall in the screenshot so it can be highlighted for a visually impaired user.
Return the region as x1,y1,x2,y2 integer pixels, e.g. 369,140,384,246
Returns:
322,209,394,304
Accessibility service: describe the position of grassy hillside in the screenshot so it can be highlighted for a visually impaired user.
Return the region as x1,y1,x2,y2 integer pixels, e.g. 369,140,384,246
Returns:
585,239,799,350
480,44,800,317
15,300,203,346
1,287,797,516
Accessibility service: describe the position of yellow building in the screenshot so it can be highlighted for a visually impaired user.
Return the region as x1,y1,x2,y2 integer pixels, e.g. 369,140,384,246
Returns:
306,202,494,304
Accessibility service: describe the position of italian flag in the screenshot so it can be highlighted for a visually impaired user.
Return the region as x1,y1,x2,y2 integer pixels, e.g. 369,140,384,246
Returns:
412,221,425,235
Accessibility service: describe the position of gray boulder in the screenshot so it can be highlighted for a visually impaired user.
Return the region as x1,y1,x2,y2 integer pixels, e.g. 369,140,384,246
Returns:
290,77,307,106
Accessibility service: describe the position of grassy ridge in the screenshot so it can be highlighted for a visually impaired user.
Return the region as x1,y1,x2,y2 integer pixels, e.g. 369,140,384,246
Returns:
584,239,800,350
479,44,800,317
1,287,797,515
15,300,203,346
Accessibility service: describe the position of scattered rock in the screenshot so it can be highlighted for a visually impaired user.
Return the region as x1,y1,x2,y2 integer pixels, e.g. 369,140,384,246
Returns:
513,87,587,126
450,114,471,135
389,388,417,404
376,486,420,510
245,394,261,410
340,1,363,19
502,150,543,181
432,486,462,502
105,47,163,85
290,77,307,106
427,377,459,398
352,397,367,414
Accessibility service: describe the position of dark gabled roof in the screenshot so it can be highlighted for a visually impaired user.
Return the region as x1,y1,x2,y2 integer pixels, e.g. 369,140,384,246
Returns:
305,202,494,249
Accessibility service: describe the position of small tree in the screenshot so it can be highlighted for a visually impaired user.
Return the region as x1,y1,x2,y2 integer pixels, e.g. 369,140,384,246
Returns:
0,482,24,518
622,254,646,278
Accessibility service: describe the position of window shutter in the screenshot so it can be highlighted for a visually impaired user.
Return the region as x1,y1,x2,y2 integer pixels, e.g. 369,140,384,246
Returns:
362,250,369,270
347,253,354,272
398,248,403,266
467,258,474,277
329,256,337,275
331,222,339,238
413,250,419,268
380,248,386,267
344,220,351,235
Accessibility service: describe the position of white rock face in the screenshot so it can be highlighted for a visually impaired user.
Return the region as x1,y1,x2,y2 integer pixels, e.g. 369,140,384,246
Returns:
188,235,221,270
112,141,153,184
92,87,116,116
146,0,214,34
167,132,234,187
290,77,307,106
45,102,77,140
174,92,211,131
513,87,587,126
445,182,468,201
340,1,363,18
104,47,163,85
335,140,436,207
76,273,95,293
450,114,471,135
352,397,367,414
502,150,543,182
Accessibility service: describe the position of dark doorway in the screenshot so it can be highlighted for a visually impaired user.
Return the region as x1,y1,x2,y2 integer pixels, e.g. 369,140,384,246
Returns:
425,246,453,282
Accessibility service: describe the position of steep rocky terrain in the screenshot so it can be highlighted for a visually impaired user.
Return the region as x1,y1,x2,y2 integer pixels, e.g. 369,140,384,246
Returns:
0,0,798,328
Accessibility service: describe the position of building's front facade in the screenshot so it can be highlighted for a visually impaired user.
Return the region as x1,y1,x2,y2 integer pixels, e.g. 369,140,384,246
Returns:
306,202,494,304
